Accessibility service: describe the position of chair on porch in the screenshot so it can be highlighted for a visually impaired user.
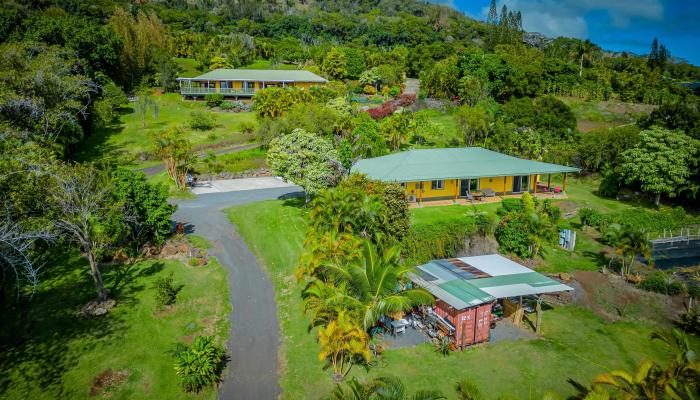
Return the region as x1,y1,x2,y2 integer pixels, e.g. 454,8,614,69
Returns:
482,188,496,197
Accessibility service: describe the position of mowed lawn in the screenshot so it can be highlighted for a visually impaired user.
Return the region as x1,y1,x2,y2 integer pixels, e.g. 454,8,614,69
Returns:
226,182,694,399
73,93,256,165
0,254,229,399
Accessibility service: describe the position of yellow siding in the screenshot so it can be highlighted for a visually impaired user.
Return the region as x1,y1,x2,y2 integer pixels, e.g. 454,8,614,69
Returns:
404,179,459,200
232,81,243,89
214,81,220,89
479,176,512,194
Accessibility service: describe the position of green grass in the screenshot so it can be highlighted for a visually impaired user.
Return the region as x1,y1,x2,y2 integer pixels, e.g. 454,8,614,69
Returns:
240,59,300,70
188,235,213,250
415,108,461,147
174,58,202,78
0,254,230,399
226,194,697,399
558,97,655,132
73,93,256,165
194,147,267,174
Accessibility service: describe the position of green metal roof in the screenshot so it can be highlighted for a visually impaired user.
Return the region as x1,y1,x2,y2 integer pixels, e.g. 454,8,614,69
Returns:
467,272,563,289
439,280,496,307
351,147,579,182
179,68,328,83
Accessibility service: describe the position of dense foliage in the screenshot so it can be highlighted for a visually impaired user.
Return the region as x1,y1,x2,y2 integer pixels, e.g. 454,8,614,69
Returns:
173,336,225,392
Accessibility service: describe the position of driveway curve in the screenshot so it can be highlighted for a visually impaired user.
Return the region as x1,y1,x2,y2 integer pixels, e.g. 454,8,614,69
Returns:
172,186,302,400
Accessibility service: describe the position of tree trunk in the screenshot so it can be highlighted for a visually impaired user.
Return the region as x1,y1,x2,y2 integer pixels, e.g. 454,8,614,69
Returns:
535,299,542,334
654,192,661,207
87,250,108,301
579,55,584,78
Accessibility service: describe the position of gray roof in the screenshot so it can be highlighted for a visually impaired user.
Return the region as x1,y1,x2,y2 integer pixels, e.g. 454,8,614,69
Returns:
351,147,579,182
178,69,327,83
409,254,573,310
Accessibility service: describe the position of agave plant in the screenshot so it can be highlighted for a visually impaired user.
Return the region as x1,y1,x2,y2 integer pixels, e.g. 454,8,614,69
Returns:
173,336,225,392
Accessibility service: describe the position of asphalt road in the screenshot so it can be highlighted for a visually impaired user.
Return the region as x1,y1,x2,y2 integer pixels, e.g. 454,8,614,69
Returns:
172,186,302,400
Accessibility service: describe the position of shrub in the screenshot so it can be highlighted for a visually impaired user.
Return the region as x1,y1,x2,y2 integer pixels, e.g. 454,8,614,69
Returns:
475,213,497,235
189,111,216,130
388,86,401,97
434,336,451,356
395,93,417,107
363,85,377,95
220,100,251,112
494,213,532,257
173,336,225,392
638,271,686,296
579,208,603,228
239,120,256,135
366,102,397,120
497,198,524,216
597,171,621,198
153,272,179,310
678,307,700,335
541,200,561,222
205,93,224,107
403,217,477,262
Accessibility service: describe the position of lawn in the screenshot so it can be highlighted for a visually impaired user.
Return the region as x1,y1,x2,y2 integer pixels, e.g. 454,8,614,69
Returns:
558,97,655,132
174,58,202,78
226,188,696,399
194,147,268,175
73,93,256,165
414,108,461,147
240,59,300,70
0,253,229,399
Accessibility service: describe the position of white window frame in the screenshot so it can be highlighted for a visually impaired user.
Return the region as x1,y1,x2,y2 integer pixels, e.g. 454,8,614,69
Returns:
431,180,444,190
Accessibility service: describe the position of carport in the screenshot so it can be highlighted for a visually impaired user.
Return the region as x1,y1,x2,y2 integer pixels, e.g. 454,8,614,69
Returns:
409,254,573,349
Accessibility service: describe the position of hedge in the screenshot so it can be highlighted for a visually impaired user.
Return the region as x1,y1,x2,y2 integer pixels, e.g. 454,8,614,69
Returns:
403,216,476,263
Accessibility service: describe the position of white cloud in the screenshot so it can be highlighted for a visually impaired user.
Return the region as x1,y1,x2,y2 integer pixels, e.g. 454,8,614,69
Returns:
484,0,664,38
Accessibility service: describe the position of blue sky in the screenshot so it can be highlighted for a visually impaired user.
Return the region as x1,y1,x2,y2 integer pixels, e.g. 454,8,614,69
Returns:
433,0,700,65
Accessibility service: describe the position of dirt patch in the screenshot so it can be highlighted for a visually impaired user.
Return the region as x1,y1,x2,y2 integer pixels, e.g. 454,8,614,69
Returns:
577,120,614,132
571,271,683,325
89,368,130,397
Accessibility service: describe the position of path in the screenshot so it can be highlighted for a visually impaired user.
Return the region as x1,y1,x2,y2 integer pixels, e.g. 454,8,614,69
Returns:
141,142,259,176
172,186,302,400
404,78,420,95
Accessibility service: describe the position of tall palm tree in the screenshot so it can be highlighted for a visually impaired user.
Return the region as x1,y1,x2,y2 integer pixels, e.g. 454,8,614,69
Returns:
325,240,434,330
302,279,356,331
573,39,596,78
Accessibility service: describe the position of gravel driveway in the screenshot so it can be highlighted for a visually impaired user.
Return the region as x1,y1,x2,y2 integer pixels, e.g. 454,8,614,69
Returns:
172,186,302,400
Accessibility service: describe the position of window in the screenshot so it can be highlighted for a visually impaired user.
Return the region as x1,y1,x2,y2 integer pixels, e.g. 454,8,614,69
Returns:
400,182,406,188
431,180,444,190
469,179,479,192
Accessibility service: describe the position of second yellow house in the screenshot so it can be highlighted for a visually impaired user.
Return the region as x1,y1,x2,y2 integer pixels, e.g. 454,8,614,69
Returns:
351,147,579,203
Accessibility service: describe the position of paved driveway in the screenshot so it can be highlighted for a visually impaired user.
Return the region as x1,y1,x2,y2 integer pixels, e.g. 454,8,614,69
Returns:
172,186,302,400
191,177,296,195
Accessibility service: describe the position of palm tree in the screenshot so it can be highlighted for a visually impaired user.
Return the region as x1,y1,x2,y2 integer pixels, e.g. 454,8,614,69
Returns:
330,376,444,400
296,230,362,281
326,240,434,330
302,279,357,331
455,378,483,400
318,311,371,382
573,39,596,78
593,330,699,399
616,225,651,276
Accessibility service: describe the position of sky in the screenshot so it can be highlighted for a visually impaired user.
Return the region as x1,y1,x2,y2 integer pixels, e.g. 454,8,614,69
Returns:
432,0,700,65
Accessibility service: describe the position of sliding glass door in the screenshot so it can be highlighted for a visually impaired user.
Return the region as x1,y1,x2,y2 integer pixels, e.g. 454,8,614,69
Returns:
512,175,530,193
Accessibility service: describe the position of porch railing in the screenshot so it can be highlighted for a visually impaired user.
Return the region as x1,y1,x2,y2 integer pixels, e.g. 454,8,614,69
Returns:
180,88,256,96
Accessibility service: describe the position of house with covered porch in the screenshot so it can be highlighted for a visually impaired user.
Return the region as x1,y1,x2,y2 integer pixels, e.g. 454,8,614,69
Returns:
351,147,579,204
177,69,327,100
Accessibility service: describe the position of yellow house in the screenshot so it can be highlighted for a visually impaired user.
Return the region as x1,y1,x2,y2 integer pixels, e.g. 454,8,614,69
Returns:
176,69,327,100
351,148,580,203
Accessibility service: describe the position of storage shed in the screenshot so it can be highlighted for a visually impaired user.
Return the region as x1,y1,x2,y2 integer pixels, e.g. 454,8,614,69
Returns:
409,254,573,348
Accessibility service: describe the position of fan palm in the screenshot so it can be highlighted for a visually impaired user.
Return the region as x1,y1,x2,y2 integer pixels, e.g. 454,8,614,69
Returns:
326,240,434,330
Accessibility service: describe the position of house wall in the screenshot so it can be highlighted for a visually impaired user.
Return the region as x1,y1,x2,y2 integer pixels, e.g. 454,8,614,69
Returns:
403,174,544,201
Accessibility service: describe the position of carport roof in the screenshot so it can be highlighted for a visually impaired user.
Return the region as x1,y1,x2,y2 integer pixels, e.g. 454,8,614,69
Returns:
409,254,573,310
